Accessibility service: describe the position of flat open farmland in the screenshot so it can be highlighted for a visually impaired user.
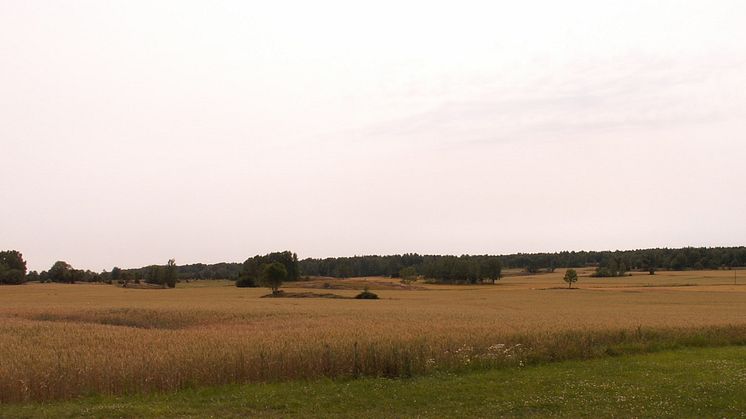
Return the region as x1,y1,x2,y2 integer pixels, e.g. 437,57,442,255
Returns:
2,269,746,403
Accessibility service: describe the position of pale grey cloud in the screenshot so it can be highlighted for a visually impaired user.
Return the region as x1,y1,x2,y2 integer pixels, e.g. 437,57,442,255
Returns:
358,55,746,149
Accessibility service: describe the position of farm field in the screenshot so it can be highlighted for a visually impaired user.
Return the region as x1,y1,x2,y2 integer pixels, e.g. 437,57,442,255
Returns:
6,2,745,417
3,346,746,418
1,269,746,406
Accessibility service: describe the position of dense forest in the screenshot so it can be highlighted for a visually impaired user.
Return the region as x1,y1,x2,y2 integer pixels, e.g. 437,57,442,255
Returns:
299,254,504,283
126,261,242,281
1,247,745,285
299,247,746,281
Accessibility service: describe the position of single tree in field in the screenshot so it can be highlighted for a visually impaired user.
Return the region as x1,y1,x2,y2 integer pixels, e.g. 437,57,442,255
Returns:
563,269,578,289
399,266,417,284
260,262,287,294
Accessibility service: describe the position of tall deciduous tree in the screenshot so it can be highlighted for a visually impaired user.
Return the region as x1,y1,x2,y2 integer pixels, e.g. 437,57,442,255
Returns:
563,269,578,289
49,261,73,283
0,250,27,285
164,259,177,288
260,262,287,294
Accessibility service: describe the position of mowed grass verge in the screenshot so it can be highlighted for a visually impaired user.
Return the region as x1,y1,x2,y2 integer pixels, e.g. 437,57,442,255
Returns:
3,346,746,418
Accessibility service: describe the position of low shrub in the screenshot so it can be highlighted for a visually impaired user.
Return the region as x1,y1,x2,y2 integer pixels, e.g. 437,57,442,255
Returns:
235,277,256,288
355,288,379,299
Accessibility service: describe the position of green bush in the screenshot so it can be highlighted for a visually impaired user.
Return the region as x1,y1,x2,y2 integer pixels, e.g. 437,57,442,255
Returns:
355,288,379,299
0,269,26,285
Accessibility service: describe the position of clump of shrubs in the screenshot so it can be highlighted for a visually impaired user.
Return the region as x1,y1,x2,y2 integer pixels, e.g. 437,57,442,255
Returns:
235,277,256,288
354,287,379,299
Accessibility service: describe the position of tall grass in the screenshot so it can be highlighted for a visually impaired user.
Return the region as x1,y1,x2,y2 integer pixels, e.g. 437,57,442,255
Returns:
2,317,746,402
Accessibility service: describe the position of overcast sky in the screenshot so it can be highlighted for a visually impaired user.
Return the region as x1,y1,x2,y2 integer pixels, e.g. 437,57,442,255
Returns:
2,1,745,272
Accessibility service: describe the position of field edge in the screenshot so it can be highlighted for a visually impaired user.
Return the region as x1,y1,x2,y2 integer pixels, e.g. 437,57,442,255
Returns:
3,345,746,418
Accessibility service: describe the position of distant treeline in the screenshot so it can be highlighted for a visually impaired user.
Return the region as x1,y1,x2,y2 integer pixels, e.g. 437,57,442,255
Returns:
118,251,300,286
2,247,745,285
299,247,746,280
501,247,746,272
128,262,242,281
299,254,505,283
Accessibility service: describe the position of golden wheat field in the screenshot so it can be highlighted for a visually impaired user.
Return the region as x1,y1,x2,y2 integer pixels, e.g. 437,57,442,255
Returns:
2,269,746,403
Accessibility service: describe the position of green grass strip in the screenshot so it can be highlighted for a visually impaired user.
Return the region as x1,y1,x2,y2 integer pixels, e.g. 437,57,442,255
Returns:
3,345,746,418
